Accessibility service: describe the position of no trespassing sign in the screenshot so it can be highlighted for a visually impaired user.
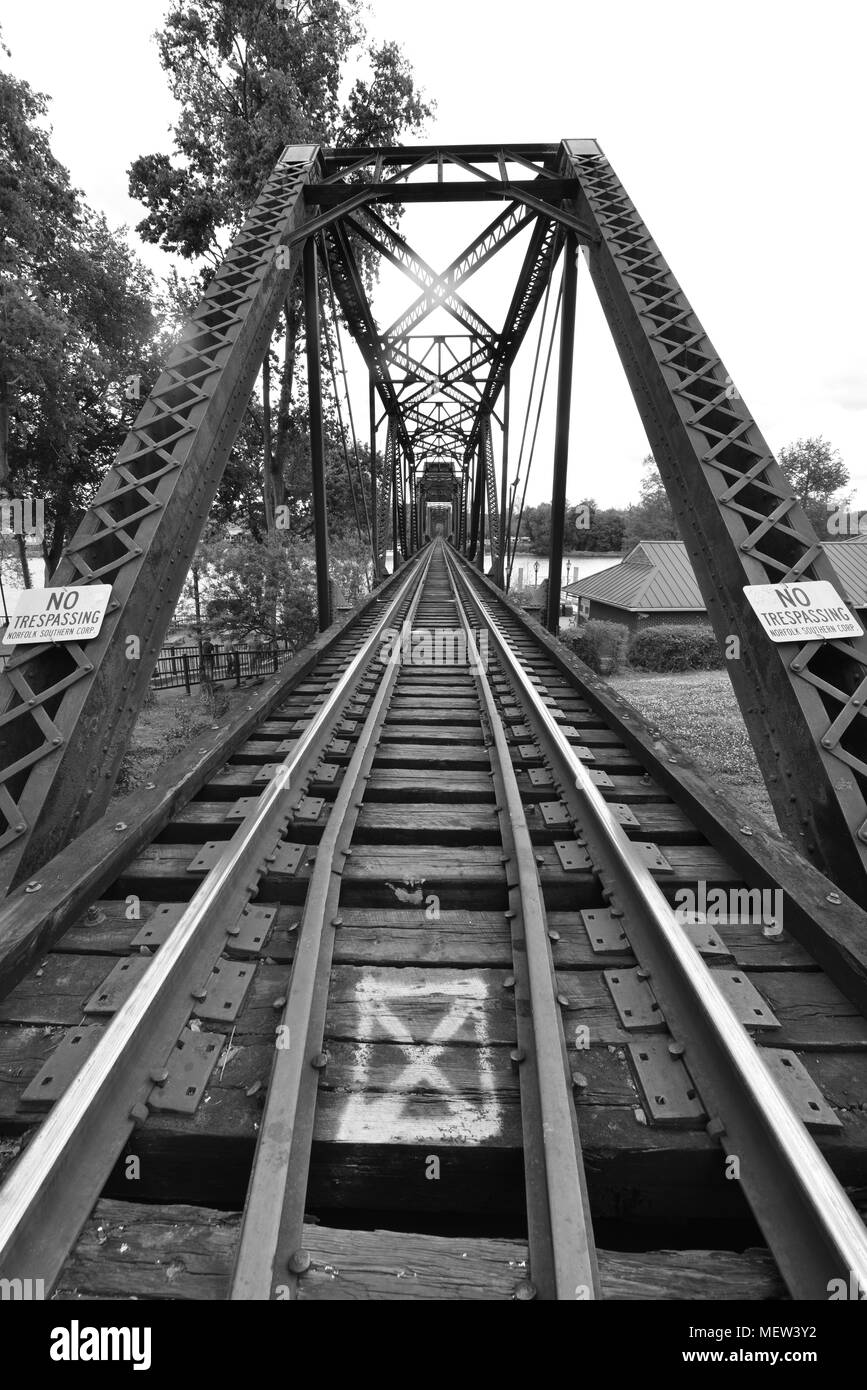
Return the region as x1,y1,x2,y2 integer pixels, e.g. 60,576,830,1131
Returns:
2,585,112,645
743,580,863,643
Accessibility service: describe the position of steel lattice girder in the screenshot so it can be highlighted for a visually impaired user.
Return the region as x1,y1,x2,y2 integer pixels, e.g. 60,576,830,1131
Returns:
560,138,867,901
0,146,321,895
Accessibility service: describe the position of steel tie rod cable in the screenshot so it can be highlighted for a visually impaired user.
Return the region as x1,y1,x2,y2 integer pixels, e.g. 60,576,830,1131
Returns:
0,550,430,1292
448,551,867,1301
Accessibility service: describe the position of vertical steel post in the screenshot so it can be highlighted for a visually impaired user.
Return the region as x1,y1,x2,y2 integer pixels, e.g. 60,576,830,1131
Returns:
303,237,332,631
496,375,510,587
545,233,578,633
475,441,487,573
369,375,378,578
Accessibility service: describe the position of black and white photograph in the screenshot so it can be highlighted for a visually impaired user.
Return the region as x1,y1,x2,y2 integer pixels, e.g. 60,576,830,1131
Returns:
0,0,866,1360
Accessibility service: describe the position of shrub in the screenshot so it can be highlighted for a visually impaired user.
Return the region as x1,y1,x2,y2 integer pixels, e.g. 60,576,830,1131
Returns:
567,620,629,674
627,623,723,672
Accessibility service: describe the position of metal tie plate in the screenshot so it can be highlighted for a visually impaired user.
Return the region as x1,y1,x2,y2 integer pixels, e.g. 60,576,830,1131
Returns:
539,800,571,827
187,841,227,874
638,842,674,873
628,1039,707,1128
558,725,580,738
148,1028,223,1114
20,1024,104,1110
715,971,780,1029
528,767,554,786
554,840,593,872
290,719,310,733
518,744,540,760
588,768,613,788
581,908,630,954
254,762,286,783
265,841,306,876
329,738,350,755
84,955,152,1015
131,902,187,948
511,724,531,739
610,802,640,827
224,797,260,823
604,967,665,1030
759,1049,842,1132
294,795,325,822
192,960,256,1022
337,718,357,734
315,762,340,783
275,739,298,754
678,916,733,959
574,746,596,762
226,904,277,957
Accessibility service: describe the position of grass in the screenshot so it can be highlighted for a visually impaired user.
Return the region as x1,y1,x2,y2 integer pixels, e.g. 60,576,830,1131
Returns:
607,669,778,831
113,683,253,798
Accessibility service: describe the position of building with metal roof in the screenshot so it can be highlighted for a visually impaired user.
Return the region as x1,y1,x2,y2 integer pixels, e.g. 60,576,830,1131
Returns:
564,538,867,632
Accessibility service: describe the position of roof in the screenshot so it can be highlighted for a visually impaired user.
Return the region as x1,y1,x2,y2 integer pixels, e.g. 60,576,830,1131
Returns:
564,541,704,611
563,537,867,612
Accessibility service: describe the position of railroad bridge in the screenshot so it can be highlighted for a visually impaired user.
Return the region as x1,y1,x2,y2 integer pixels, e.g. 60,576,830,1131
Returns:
1,141,867,1302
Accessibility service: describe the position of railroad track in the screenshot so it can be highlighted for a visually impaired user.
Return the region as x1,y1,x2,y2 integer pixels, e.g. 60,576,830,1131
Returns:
1,540,867,1301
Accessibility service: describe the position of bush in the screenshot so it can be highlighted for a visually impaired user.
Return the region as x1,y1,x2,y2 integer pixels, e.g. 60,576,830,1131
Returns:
627,623,723,672
567,620,629,674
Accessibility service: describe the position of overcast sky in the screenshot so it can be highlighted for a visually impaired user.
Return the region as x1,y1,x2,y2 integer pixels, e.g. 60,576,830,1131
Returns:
4,0,867,511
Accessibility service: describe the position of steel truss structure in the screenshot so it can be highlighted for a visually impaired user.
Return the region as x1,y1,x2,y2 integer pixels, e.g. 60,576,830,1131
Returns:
2,140,867,905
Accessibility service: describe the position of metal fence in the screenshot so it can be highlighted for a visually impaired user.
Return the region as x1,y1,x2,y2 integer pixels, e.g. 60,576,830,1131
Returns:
152,641,292,693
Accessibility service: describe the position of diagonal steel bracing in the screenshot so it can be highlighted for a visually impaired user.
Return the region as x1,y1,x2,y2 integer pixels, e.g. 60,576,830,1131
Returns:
561,137,867,901
0,146,323,895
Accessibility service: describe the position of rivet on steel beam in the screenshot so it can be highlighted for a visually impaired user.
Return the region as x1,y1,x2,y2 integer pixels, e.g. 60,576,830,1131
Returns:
535,855,545,866
288,1250,311,1275
85,905,104,926
115,822,127,832
668,1040,685,1057
821,737,833,749
15,824,25,833
609,907,625,919
332,916,344,928
25,882,42,893
311,1052,329,1069
129,1103,149,1123
515,1280,537,1301
191,988,208,1002
636,968,650,981
706,1117,725,1139
503,975,516,990
510,1048,526,1064
571,1071,588,1090
826,892,842,905
740,826,753,836
52,736,61,746
150,1070,169,1086
548,930,560,941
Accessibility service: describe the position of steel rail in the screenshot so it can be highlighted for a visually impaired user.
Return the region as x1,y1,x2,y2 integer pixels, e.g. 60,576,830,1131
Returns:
444,545,599,1299
0,549,430,1292
449,551,867,1300
231,546,436,1299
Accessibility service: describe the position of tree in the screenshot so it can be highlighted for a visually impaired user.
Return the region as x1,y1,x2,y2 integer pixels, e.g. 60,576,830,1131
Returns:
520,502,552,553
623,455,678,545
570,498,627,552
128,1,432,541
779,436,849,534
0,55,158,581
